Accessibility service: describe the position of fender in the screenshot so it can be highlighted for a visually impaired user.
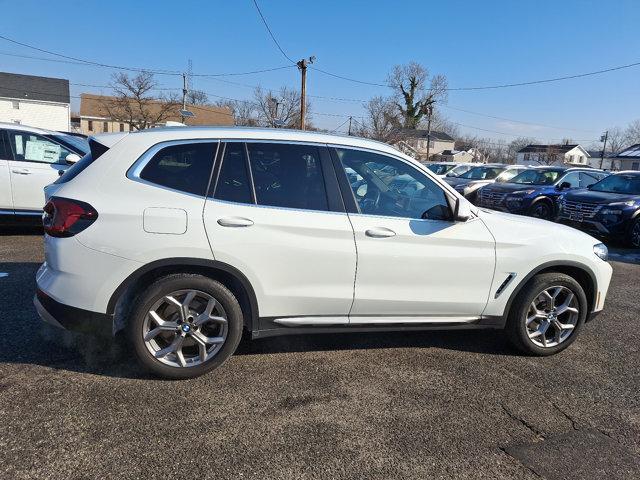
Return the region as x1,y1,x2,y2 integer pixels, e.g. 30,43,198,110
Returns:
493,260,598,326
106,257,259,331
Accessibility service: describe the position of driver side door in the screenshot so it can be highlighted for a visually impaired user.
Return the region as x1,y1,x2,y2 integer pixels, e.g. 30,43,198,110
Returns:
333,147,496,321
5,130,73,213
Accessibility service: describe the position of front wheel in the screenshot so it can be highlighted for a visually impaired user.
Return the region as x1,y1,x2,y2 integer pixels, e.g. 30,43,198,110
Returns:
528,200,554,220
128,274,243,379
628,217,640,248
505,272,587,356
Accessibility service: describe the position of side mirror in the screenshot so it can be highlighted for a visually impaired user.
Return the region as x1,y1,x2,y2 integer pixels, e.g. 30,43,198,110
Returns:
421,204,451,221
557,181,571,190
452,198,472,222
65,153,81,164
586,184,594,190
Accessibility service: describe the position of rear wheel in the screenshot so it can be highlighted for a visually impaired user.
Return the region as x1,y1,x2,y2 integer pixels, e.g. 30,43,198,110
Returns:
128,274,243,379
628,217,640,248
505,273,587,356
528,199,554,220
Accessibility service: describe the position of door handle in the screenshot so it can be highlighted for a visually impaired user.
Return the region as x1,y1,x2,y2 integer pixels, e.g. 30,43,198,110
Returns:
365,227,396,238
11,168,31,175
217,216,254,227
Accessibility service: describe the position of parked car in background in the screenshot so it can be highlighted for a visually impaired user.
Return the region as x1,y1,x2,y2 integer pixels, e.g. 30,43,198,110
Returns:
477,166,608,220
426,162,475,178
0,122,89,222
445,164,527,204
558,171,640,247
35,127,612,379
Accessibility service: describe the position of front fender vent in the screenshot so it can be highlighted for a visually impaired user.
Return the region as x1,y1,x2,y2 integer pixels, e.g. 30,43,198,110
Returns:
495,273,516,298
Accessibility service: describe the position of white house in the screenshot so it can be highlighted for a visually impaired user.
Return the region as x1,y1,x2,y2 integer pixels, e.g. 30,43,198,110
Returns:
588,145,640,171
0,72,70,131
393,130,455,161
516,144,590,167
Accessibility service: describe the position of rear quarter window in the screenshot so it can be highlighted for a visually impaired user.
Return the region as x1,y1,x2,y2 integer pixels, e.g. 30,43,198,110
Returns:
139,142,218,196
54,139,108,185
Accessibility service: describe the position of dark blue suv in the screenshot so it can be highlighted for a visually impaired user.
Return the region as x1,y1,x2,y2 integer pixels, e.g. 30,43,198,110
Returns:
558,171,640,247
477,167,608,220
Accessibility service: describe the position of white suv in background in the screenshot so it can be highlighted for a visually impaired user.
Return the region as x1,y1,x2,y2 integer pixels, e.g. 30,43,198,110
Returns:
0,122,88,221
35,127,612,379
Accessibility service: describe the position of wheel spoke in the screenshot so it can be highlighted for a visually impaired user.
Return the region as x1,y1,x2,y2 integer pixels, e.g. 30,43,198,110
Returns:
154,333,185,359
144,324,178,341
527,309,546,325
553,320,575,331
176,347,187,367
191,330,224,346
181,291,197,320
198,343,208,362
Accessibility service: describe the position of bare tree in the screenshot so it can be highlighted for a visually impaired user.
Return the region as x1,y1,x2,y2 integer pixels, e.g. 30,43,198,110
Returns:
355,96,400,142
624,119,640,146
427,109,459,138
186,89,209,105
605,127,626,154
537,145,564,166
508,137,538,161
215,99,259,126
253,86,311,129
100,72,180,131
387,62,448,129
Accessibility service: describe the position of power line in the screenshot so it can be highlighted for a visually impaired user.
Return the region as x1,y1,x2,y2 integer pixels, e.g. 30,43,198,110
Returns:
329,117,351,133
251,0,296,64
0,34,294,78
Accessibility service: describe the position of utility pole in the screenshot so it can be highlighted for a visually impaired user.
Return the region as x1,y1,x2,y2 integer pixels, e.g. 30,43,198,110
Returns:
296,56,315,130
424,103,434,161
348,116,352,135
600,131,608,169
270,97,281,127
181,73,188,124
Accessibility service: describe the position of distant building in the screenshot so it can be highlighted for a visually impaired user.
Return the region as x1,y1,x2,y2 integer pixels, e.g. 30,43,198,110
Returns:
586,150,616,170
75,93,234,135
433,149,476,163
0,72,70,131
516,144,590,167
392,129,455,161
588,145,640,171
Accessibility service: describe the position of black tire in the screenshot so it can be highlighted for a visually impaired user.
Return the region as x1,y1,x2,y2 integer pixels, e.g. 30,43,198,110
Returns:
127,274,243,379
528,199,554,220
628,216,640,248
505,272,587,356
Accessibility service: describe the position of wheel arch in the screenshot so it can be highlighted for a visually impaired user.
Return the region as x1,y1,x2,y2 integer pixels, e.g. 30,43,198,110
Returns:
107,258,259,332
503,261,597,320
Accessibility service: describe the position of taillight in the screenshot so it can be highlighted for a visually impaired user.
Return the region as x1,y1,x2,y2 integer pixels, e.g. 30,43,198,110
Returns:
42,197,98,238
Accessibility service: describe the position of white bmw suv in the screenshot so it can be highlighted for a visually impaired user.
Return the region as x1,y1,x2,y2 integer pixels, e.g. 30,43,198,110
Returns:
35,127,612,379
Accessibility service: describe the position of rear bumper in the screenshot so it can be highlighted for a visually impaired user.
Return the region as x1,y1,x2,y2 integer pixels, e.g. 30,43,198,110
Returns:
34,288,113,336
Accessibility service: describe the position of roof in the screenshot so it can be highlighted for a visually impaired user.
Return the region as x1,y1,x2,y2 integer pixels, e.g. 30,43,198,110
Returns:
615,144,640,158
518,144,580,154
0,121,59,135
79,94,234,126
92,126,411,159
440,149,465,155
396,129,454,142
0,71,70,104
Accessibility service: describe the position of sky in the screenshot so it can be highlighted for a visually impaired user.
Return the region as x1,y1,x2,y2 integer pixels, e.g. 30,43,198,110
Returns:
1,0,639,144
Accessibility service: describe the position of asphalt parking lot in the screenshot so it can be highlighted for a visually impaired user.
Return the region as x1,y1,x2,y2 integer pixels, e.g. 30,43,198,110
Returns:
1,231,639,480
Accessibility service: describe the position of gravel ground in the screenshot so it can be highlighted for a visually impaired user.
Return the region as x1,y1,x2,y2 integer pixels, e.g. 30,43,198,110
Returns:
0,232,638,479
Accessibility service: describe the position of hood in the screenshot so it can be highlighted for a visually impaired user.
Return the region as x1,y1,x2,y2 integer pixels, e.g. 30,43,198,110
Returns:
446,177,495,188
562,189,640,205
482,182,550,194
477,208,599,251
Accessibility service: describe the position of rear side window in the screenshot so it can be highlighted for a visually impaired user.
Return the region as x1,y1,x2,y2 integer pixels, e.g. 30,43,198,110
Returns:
140,142,217,196
0,130,12,159
214,143,252,204
247,142,329,211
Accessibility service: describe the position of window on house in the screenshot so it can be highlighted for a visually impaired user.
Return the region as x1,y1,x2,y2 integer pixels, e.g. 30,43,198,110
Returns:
103,122,109,132
119,123,125,132
12,101,19,109
632,162,639,171
524,153,530,161
88,120,93,131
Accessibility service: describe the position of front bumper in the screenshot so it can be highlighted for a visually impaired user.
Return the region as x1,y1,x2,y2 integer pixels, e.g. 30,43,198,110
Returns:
34,288,113,336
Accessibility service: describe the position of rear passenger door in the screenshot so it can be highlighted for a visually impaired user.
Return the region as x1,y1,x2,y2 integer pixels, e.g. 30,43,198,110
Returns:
203,142,357,322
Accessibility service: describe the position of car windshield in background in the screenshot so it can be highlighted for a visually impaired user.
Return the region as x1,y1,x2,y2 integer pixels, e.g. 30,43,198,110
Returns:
447,164,473,177
459,166,504,180
427,163,455,175
510,169,562,185
590,174,640,195
50,134,89,155
495,168,523,183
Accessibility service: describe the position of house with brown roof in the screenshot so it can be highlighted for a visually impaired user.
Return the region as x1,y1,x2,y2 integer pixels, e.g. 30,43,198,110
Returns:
74,93,234,135
516,143,590,167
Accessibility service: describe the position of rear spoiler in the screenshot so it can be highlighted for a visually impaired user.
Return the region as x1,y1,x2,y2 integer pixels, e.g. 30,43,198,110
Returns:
88,132,129,159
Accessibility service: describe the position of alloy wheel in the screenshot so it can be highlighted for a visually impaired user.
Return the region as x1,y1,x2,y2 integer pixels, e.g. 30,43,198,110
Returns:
142,289,228,368
526,286,579,348
631,221,640,247
531,202,551,219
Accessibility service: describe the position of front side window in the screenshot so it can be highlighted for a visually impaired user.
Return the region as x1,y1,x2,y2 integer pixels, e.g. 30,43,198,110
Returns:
6,130,73,164
459,166,503,180
426,163,453,175
590,174,640,195
214,143,252,204
337,148,451,221
510,169,562,185
579,172,602,188
496,168,523,183
139,142,217,196
246,143,329,211
559,172,580,188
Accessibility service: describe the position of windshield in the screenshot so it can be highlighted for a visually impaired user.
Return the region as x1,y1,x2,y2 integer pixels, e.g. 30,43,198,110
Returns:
510,169,563,185
427,163,455,175
459,166,504,180
590,174,640,195
50,134,89,155
447,164,473,177
495,168,523,183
